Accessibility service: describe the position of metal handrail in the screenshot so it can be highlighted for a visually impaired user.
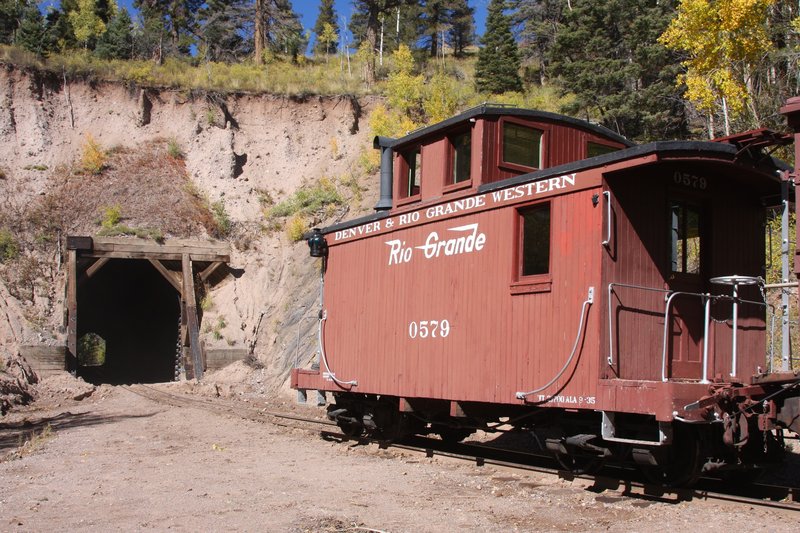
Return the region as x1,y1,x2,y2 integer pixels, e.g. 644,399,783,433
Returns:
660,291,708,382
602,191,612,248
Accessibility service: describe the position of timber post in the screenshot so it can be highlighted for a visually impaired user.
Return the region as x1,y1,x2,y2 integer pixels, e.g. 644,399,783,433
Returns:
182,253,204,380
66,248,77,374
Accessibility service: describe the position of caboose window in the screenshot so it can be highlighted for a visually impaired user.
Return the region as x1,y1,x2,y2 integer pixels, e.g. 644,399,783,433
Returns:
670,202,702,274
503,123,542,169
401,147,421,198
587,142,619,158
520,204,551,276
449,130,472,184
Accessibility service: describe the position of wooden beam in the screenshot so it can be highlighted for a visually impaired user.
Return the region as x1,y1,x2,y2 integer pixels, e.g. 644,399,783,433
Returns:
148,259,182,293
85,257,110,278
182,253,204,380
199,261,224,283
66,249,77,373
83,250,230,262
90,237,230,257
77,257,110,289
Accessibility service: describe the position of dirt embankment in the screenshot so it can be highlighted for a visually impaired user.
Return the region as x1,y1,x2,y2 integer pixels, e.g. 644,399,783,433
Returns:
0,64,381,397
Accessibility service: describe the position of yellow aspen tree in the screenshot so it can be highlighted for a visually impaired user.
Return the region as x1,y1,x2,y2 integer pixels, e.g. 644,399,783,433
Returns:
659,0,775,135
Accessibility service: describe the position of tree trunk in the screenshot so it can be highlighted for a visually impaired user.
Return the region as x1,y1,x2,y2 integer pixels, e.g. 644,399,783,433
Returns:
254,0,265,64
364,29,376,83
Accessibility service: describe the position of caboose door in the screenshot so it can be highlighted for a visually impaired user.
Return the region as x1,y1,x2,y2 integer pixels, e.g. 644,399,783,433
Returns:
663,196,708,380
602,172,708,382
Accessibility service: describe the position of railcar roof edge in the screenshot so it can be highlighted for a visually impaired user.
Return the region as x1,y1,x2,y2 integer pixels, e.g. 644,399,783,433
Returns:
375,105,635,149
321,140,787,236
479,139,788,194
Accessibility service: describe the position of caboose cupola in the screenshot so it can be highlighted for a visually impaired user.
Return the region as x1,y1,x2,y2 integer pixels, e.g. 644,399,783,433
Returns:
371,104,631,212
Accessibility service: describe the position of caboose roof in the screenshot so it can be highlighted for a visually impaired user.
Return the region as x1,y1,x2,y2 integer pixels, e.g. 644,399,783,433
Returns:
480,139,788,194
374,104,634,150
322,140,787,236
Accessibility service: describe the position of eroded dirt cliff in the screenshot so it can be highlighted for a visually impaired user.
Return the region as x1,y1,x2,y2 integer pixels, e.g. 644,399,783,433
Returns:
0,64,380,395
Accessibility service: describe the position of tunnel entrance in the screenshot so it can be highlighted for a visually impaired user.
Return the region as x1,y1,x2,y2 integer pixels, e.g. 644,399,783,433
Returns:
77,259,180,384
66,237,231,385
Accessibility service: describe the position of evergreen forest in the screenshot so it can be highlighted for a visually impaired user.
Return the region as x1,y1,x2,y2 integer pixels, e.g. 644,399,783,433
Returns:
0,0,798,143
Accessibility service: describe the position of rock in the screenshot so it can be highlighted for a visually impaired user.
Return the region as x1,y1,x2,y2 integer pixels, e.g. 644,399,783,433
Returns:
0,349,38,414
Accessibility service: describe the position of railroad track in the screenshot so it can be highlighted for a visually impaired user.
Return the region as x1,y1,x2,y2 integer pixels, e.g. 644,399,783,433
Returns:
121,384,336,431
122,384,800,512
388,435,800,511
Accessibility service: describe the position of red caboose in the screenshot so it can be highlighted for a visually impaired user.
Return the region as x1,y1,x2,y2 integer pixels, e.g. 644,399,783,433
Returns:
293,105,799,484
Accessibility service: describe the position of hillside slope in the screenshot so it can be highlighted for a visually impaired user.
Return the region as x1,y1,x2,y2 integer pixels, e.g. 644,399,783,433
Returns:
0,64,380,392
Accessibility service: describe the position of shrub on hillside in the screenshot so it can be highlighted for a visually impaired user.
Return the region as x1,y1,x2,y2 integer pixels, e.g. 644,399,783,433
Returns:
80,134,107,175
267,177,343,219
286,215,308,243
0,228,18,263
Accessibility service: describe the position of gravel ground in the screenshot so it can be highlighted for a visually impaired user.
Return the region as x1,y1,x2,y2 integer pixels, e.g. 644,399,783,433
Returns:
0,374,797,532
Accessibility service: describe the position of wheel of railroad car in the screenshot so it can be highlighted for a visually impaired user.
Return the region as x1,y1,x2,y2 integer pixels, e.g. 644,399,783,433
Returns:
371,410,418,443
555,452,605,476
338,419,365,439
640,425,701,488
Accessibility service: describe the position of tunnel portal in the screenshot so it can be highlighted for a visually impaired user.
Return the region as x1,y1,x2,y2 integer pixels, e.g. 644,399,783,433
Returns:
66,237,231,385
77,259,180,384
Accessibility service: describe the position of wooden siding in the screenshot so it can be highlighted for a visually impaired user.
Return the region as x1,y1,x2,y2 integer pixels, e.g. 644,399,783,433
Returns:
602,162,768,383
300,156,776,416
320,174,605,408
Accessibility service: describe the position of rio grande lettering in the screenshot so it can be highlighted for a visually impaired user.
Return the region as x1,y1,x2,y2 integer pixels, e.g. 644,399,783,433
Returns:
386,223,486,265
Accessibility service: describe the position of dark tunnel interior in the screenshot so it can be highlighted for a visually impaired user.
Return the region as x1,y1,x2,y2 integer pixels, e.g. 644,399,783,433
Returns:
77,259,180,385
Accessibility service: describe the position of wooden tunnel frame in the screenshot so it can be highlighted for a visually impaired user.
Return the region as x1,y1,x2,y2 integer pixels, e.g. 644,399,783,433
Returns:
66,236,231,380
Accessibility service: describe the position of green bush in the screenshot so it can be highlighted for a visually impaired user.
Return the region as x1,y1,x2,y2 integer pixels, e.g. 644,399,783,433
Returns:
211,200,231,237
267,177,343,219
167,138,184,159
0,229,18,263
100,205,121,229
97,224,164,242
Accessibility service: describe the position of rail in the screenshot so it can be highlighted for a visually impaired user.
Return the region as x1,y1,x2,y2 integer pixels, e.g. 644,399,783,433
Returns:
607,280,770,383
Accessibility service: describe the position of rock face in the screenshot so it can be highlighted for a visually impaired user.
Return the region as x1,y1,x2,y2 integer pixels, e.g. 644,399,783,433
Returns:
0,65,380,391
0,349,37,414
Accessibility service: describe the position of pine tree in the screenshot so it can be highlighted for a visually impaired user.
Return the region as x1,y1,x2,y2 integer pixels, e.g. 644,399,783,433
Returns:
349,1,411,83
15,2,55,56
95,8,134,59
312,0,338,56
475,0,522,94
421,0,448,57
254,0,305,63
551,0,685,141
133,0,203,59
516,0,563,85
1,0,24,45
196,0,251,62
447,0,474,58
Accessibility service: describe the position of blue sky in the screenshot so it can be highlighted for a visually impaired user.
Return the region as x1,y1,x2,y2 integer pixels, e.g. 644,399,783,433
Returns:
104,0,490,51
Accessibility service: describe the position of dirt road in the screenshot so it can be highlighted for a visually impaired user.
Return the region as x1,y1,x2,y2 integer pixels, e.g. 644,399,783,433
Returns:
0,375,796,532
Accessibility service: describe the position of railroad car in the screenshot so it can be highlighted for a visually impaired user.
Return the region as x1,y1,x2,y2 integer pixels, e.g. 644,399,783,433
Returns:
292,104,800,485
